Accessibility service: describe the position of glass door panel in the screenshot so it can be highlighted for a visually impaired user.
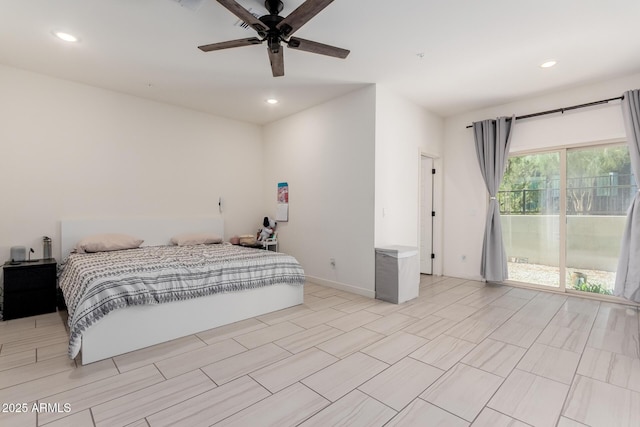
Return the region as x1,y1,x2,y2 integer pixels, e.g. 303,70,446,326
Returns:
500,152,561,287
566,145,635,296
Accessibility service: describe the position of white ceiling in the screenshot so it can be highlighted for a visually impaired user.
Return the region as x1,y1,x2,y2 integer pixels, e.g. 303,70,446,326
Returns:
2,0,639,125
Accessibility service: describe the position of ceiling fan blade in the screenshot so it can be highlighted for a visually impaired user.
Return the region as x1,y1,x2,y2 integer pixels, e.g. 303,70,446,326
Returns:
268,48,285,77
288,37,349,59
216,0,267,34
198,37,262,52
276,0,334,37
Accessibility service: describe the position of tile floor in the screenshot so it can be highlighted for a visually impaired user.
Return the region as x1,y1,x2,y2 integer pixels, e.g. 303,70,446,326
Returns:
1,276,639,426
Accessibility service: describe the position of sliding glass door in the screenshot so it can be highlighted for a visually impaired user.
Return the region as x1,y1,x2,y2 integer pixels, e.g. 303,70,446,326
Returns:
499,142,636,296
566,145,634,295
499,152,561,288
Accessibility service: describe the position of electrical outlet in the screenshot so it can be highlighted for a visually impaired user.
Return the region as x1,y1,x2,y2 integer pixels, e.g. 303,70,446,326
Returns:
330,258,336,268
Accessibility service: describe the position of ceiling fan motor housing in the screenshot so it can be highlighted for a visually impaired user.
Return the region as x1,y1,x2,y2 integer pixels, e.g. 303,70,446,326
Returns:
258,14,284,32
258,13,286,53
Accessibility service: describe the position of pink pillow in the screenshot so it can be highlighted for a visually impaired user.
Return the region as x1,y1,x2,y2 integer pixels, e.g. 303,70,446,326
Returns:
76,233,144,253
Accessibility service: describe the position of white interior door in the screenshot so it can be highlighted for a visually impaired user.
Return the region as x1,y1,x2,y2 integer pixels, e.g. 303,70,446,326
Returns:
420,156,434,274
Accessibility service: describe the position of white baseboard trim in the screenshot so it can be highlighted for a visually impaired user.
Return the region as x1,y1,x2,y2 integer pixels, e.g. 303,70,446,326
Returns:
442,272,485,282
305,276,375,299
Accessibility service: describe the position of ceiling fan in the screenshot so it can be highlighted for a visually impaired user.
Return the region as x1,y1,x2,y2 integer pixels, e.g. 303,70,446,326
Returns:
198,0,350,77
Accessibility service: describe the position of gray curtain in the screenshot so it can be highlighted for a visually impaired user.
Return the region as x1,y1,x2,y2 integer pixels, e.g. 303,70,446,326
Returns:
473,117,515,282
615,89,640,301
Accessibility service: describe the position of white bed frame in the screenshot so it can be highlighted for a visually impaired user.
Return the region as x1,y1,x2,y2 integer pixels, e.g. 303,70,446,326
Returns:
60,217,304,365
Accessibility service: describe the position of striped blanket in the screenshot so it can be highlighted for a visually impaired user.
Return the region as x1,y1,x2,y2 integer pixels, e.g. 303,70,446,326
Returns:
58,244,305,358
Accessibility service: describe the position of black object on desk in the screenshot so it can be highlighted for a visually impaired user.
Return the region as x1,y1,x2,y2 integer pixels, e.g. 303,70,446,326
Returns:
2,259,57,320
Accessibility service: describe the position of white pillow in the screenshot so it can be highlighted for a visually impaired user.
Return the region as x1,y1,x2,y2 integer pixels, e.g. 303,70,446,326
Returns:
76,233,144,253
170,232,223,246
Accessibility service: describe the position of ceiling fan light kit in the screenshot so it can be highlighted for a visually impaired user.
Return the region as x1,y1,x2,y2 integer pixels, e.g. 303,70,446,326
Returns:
198,0,350,77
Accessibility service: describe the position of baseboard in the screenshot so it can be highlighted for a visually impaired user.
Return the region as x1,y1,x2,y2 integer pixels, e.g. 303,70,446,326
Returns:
305,276,375,299
442,272,485,282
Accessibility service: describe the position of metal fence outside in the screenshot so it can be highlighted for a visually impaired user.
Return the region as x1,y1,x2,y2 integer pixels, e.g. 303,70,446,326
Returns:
499,173,637,215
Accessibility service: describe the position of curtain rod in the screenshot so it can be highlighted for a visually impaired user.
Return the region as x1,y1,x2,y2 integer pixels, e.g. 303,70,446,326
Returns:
465,95,624,129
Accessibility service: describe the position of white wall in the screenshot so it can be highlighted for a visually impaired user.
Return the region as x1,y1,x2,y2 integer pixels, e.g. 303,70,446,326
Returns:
443,72,640,280
0,67,443,299
0,65,264,265
374,85,444,273
263,87,377,296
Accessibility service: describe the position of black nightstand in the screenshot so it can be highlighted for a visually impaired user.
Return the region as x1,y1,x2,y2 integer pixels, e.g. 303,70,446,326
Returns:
2,259,57,320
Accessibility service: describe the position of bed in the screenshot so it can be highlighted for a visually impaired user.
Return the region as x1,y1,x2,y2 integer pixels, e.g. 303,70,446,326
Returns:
58,217,304,365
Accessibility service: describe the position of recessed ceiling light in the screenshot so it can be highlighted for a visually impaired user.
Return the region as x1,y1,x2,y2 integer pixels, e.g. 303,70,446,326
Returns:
540,60,557,68
53,31,79,42
265,98,279,105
